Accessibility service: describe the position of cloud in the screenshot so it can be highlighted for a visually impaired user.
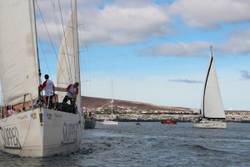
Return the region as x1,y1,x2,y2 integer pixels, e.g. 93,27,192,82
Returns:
142,41,211,56
219,29,250,55
78,5,170,44
36,0,171,45
168,79,203,84
169,0,250,28
35,0,250,55
241,71,250,80
142,28,250,57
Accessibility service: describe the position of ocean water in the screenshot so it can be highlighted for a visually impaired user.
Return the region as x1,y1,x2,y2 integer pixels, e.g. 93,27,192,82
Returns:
0,122,250,167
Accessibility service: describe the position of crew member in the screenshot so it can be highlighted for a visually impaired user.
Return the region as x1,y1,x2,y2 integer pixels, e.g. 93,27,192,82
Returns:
39,74,55,108
63,82,79,106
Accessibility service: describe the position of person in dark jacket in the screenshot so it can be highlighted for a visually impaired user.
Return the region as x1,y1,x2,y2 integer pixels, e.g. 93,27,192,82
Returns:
62,82,79,105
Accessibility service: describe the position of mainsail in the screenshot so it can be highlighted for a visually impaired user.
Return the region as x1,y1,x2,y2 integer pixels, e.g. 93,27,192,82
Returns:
202,51,225,119
56,1,81,110
0,0,40,105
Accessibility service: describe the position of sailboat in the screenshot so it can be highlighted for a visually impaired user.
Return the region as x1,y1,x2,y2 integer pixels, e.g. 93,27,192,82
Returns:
0,0,82,157
102,99,119,125
102,80,118,125
193,46,227,129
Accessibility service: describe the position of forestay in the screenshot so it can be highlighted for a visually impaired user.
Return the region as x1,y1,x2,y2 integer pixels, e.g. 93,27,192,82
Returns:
0,0,39,105
203,56,225,118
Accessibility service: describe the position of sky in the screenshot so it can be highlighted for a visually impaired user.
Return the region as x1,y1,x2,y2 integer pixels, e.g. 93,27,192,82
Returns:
35,0,250,110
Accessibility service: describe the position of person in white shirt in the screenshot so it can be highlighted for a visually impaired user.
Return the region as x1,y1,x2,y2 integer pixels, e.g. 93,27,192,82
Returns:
39,74,55,108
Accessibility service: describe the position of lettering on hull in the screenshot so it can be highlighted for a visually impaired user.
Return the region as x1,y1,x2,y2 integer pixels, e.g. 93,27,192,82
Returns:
0,127,21,149
62,123,79,144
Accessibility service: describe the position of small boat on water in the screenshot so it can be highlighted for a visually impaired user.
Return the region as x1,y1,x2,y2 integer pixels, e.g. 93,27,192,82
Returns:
136,122,141,126
84,118,96,129
161,119,177,125
102,120,118,125
84,112,96,129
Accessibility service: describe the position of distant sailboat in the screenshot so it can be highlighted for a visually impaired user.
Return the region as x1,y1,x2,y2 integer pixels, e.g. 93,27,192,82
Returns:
0,0,82,157
102,99,118,125
102,80,118,125
193,46,227,129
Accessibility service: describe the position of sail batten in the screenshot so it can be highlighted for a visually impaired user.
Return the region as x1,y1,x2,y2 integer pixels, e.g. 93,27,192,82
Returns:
0,0,40,105
202,54,225,119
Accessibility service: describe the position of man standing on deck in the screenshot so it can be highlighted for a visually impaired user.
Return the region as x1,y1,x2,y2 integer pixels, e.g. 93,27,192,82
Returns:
39,74,55,108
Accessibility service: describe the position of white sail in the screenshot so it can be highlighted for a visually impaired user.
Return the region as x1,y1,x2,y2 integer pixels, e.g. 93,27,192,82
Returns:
57,1,81,110
56,20,75,101
0,0,83,157
202,55,225,118
0,0,39,105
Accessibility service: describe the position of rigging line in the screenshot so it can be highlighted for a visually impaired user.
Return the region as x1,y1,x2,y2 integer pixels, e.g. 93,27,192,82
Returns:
48,0,64,52
48,0,71,84
70,0,77,82
49,0,56,9
57,0,73,83
35,3,58,71
36,1,70,84
38,39,51,75
48,0,63,47
79,48,90,89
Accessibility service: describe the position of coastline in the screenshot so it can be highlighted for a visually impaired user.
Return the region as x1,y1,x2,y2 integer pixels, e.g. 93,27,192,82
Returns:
82,96,250,123
93,111,250,123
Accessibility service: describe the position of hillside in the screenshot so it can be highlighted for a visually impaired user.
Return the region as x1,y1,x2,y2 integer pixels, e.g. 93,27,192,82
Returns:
82,96,196,114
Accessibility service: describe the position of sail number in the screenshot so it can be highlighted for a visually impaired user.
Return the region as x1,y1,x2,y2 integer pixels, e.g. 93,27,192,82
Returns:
0,127,21,149
62,123,78,144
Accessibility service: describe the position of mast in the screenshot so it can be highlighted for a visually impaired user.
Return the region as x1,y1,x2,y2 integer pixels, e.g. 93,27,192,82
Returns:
202,46,214,118
30,0,42,86
111,80,114,114
32,0,42,83
72,0,81,112
30,0,42,100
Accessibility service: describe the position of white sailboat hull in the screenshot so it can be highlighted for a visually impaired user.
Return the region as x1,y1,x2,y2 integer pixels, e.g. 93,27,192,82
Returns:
193,119,227,129
0,108,82,157
102,120,118,125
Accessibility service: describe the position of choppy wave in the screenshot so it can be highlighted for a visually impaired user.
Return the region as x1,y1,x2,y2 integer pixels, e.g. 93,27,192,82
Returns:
180,144,231,154
0,122,250,167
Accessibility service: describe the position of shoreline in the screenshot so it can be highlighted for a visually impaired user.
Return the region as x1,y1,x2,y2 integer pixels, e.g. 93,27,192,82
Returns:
93,112,250,123
82,96,250,123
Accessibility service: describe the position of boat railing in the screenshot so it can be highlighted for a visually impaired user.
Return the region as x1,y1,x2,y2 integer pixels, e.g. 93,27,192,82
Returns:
22,93,34,111
0,107,3,119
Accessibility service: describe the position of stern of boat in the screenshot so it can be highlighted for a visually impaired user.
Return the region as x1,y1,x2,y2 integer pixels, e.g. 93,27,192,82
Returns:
0,107,82,157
